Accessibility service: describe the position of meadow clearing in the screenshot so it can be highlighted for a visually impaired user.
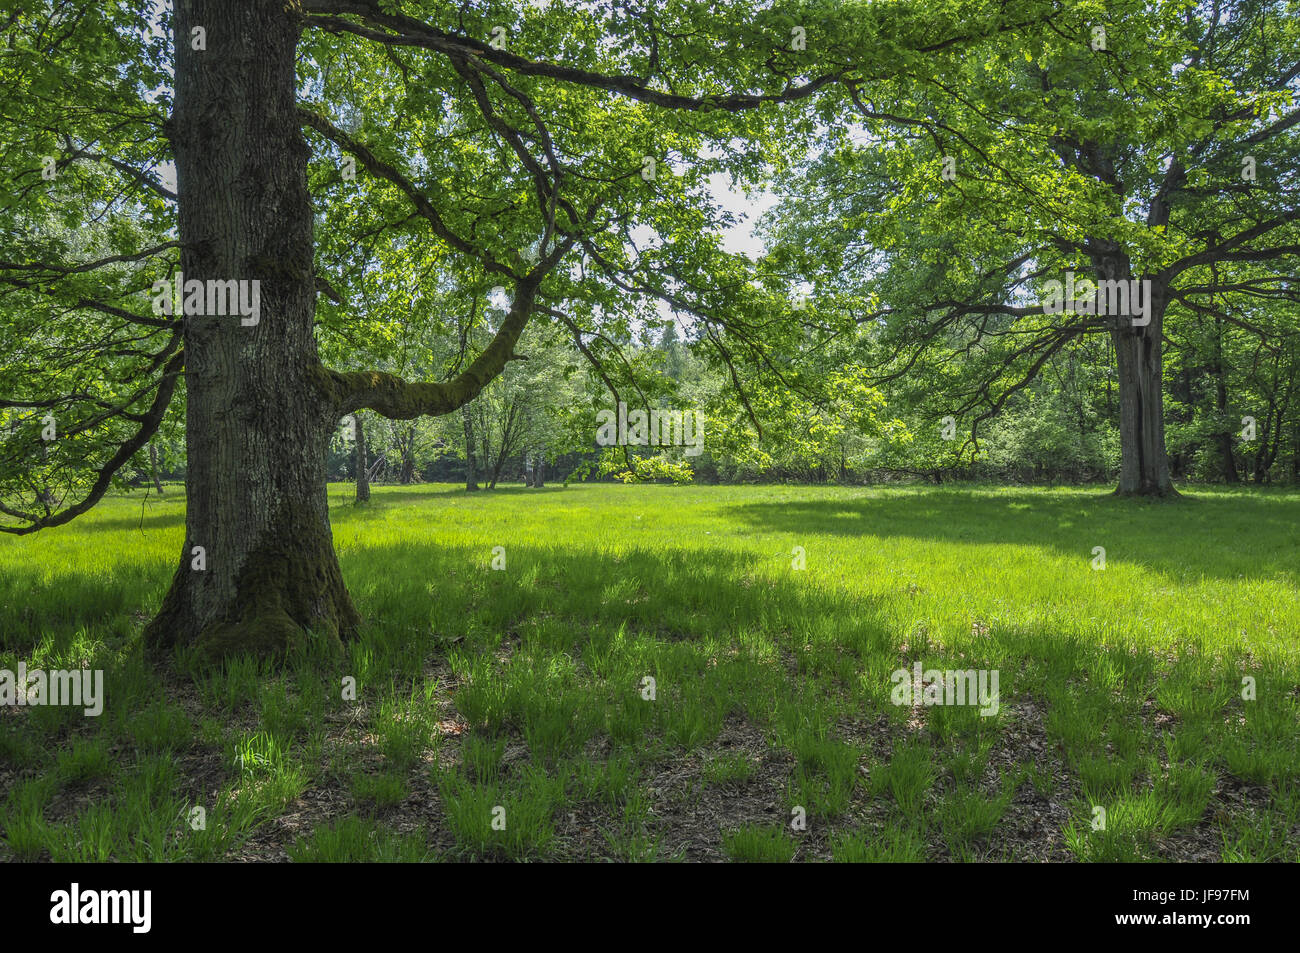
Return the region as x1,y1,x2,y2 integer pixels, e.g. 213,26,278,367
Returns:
1,482,1297,862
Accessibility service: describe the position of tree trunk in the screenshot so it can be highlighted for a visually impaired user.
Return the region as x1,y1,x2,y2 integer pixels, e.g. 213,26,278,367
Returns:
462,405,479,490
355,411,370,502
1293,418,1300,482
144,0,358,662
490,439,508,488
1218,432,1240,483
1110,280,1177,496
1255,392,1281,484
399,423,416,484
1213,315,1239,482
1255,360,1291,483
148,443,165,495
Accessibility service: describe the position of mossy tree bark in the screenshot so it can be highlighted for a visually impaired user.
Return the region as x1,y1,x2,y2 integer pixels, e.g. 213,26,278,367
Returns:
145,0,358,661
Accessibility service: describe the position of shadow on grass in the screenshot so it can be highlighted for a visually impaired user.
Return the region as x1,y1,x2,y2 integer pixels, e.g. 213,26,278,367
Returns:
6,484,1298,662
53,484,575,536
344,484,572,504
721,486,1300,585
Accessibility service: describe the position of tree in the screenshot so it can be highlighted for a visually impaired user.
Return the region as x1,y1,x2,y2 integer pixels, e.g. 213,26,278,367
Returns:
148,443,165,495
459,406,477,490
354,411,371,502
766,0,1300,495
0,0,1059,659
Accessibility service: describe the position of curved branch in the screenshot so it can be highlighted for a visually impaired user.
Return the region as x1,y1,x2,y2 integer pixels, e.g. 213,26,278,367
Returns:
0,349,184,536
316,274,541,419
303,4,843,112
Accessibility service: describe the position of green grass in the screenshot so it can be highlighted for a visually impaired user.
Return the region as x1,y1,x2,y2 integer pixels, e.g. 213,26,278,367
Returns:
722,825,798,862
1,481,1298,861
288,817,431,863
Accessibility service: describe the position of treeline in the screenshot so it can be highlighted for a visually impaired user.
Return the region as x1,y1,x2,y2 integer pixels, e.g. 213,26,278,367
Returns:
135,311,1300,490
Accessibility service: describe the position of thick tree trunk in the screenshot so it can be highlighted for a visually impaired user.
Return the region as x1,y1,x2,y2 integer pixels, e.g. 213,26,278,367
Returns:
355,412,370,502
1109,279,1177,497
144,0,358,661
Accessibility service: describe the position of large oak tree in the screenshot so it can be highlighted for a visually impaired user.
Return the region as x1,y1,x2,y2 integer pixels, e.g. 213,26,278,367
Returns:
1,1,1059,658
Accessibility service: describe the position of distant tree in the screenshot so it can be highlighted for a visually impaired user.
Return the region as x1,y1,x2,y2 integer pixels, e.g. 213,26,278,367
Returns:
766,0,1300,495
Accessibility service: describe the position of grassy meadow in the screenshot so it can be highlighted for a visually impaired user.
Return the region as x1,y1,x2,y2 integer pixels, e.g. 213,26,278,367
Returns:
1,482,1298,861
